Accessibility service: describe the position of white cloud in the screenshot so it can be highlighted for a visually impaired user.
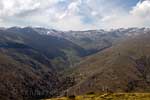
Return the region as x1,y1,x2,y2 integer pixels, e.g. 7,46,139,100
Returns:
0,0,150,30
97,0,150,29
0,0,40,16
131,0,150,18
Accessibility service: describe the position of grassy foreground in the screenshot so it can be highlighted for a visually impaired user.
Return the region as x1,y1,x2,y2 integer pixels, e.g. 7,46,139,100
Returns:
42,93,150,100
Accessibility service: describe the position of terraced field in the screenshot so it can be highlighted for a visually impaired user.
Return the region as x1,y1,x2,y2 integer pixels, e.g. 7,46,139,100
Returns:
42,93,150,100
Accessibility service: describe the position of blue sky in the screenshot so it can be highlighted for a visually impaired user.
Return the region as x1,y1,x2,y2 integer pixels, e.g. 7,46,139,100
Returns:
116,0,139,9
0,0,150,30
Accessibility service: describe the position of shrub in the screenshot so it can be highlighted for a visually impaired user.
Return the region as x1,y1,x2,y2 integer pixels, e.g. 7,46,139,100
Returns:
68,95,75,99
86,92,95,95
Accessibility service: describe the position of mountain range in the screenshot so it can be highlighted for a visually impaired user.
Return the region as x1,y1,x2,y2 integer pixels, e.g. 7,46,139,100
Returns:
0,27,150,100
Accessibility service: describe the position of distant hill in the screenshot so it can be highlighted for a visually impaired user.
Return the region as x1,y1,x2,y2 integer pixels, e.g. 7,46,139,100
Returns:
34,28,150,55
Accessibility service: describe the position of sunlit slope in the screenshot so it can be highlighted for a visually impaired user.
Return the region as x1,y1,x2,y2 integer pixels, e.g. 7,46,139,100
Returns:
43,93,150,100
66,32,150,95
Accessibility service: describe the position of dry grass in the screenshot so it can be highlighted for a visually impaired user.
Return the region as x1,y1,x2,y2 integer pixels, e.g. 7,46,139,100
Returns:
42,93,150,100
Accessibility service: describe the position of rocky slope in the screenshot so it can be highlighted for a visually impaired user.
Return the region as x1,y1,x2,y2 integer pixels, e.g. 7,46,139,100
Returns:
65,31,150,95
